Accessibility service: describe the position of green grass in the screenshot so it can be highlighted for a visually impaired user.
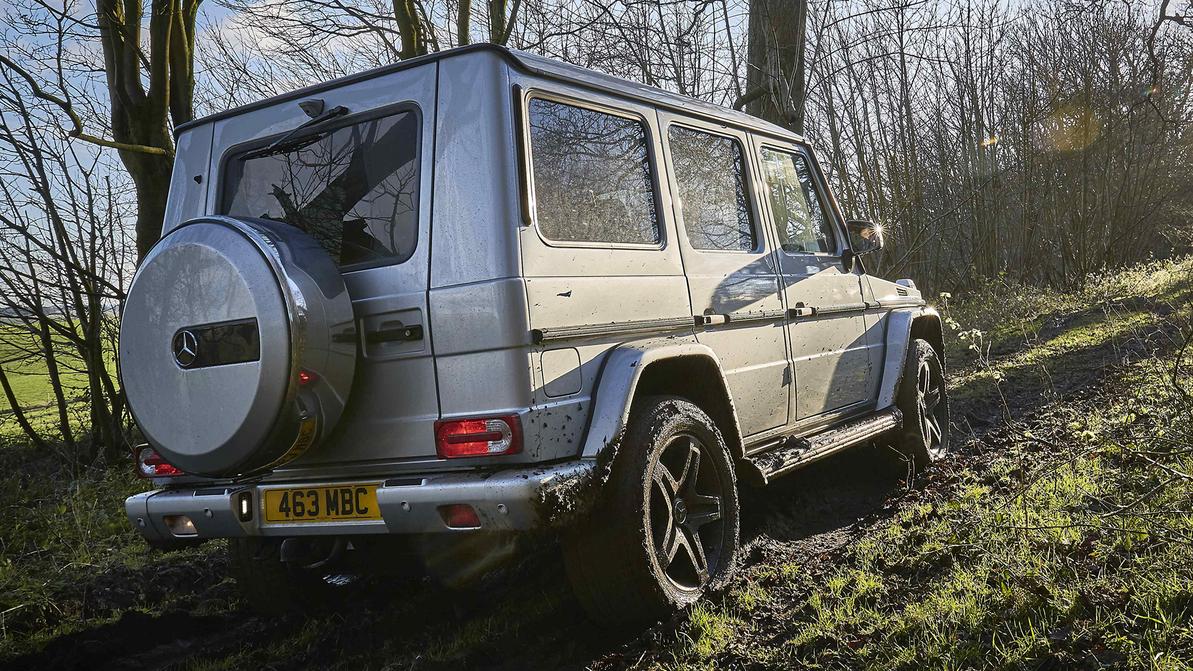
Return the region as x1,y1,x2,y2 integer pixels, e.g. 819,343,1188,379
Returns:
656,358,1193,669
1,256,1192,668
0,326,83,411
0,440,230,658
0,322,119,435
646,258,1193,670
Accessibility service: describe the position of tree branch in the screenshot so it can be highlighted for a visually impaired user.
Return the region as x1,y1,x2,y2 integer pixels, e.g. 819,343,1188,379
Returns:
0,55,170,156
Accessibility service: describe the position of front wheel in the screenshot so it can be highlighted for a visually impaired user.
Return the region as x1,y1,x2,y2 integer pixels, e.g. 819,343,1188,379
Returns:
562,396,740,627
892,338,950,469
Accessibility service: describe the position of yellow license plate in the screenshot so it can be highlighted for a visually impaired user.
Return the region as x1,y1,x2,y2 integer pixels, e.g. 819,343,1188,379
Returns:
263,484,381,523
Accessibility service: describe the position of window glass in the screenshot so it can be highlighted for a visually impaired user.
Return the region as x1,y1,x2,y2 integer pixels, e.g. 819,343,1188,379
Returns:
223,111,419,269
759,148,837,254
528,98,659,244
668,126,755,251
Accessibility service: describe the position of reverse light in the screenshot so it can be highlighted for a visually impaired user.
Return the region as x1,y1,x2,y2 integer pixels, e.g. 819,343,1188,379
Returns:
136,445,183,478
236,491,254,522
438,504,481,529
435,415,521,459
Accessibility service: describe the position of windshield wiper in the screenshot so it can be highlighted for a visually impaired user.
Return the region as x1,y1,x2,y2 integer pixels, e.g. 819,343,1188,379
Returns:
239,105,350,161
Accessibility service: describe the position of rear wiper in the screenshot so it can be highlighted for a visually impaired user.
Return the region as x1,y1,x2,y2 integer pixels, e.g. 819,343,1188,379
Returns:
239,105,350,161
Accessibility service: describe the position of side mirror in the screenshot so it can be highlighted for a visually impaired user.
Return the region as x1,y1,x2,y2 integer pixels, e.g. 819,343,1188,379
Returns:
846,219,884,256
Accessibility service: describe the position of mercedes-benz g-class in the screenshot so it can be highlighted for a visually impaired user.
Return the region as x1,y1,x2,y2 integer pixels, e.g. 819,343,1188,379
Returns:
121,45,949,625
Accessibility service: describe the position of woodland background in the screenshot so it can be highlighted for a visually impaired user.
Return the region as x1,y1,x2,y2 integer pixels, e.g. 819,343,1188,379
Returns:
0,0,1190,458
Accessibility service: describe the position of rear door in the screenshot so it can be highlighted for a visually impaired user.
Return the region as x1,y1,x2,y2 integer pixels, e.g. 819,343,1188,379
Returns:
658,113,789,436
753,140,872,422
211,62,440,470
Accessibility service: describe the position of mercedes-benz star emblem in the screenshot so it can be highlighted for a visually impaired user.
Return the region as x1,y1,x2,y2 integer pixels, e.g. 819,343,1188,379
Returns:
173,330,199,368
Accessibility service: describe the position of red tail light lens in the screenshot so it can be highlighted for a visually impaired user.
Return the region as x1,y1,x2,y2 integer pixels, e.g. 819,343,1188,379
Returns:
136,445,183,478
435,415,521,459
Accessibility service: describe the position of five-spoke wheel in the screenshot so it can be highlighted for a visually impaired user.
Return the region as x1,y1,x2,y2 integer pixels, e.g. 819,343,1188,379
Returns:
563,396,740,627
649,434,726,591
894,338,950,467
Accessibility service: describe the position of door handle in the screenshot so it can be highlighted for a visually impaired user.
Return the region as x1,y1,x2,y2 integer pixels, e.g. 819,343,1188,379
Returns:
788,304,818,319
365,324,423,343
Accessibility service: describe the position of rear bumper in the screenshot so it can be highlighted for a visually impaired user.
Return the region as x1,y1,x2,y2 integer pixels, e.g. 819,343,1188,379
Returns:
125,459,595,544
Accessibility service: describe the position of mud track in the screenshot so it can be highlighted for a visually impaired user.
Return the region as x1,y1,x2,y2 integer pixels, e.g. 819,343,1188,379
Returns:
9,304,1181,671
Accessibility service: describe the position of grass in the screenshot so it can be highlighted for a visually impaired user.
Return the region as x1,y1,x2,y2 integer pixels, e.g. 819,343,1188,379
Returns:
0,442,231,657
0,322,120,441
646,257,1193,670
0,326,85,411
0,256,1191,668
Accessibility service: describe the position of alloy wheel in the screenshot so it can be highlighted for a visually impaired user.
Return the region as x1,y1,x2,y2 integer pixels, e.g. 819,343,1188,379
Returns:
916,359,946,456
647,433,727,591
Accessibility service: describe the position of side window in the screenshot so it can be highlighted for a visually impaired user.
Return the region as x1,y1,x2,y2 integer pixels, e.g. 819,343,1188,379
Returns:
759,148,837,254
527,97,659,245
668,125,755,252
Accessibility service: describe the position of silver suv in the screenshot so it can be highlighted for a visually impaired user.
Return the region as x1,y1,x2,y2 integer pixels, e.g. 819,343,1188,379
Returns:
121,45,948,625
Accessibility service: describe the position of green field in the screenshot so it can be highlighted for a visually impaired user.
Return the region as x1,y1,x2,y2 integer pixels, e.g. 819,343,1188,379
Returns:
0,323,118,438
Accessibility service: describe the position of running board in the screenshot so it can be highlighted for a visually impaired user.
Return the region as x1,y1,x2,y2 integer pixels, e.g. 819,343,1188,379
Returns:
740,408,903,486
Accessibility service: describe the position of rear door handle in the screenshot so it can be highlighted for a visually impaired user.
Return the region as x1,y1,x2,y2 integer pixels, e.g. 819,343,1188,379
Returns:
366,325,423,343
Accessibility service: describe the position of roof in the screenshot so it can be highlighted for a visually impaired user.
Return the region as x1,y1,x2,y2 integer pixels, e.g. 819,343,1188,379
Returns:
175,44,803,144
508,49,801,141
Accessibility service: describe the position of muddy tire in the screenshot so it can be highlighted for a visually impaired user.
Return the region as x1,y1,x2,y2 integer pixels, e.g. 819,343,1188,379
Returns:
892,338,950,469
228,537,360,614
562,396,740,628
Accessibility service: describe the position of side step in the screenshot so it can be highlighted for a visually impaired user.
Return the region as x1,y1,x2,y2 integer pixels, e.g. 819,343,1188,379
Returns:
740,408,903,486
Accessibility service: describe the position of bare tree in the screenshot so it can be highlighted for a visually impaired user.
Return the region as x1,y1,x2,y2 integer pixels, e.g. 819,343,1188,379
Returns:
0,0,203,260
0,66,134,460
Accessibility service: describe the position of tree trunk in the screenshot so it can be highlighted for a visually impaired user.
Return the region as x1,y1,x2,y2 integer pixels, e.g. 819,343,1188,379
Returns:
457,0,472,45
95,0,202,260
742,0,808,133
394,0,430,59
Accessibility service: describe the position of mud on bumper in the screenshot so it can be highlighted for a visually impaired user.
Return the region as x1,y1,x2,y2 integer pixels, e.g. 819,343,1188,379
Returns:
125,460,595,544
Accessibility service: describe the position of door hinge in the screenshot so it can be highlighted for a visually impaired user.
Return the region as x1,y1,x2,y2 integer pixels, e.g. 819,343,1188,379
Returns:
788,304,818,319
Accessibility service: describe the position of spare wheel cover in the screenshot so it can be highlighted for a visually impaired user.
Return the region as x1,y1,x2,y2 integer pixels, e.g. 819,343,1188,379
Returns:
120,216,356,476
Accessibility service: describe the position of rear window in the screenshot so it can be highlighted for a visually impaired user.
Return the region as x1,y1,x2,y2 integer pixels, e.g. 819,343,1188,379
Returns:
527,98,659,245
222,110,420,270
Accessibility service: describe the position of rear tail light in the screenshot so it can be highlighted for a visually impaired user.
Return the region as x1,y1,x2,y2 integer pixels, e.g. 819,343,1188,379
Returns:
435,415,521,459
136,445,183,478
438,504,481,529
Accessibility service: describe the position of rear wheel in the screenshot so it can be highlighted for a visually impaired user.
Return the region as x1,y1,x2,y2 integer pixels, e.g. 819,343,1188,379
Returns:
892,338,950,469
562,396,740,627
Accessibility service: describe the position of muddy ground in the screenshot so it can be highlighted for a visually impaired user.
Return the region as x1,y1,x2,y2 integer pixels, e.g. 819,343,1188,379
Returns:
5,291,1186,671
